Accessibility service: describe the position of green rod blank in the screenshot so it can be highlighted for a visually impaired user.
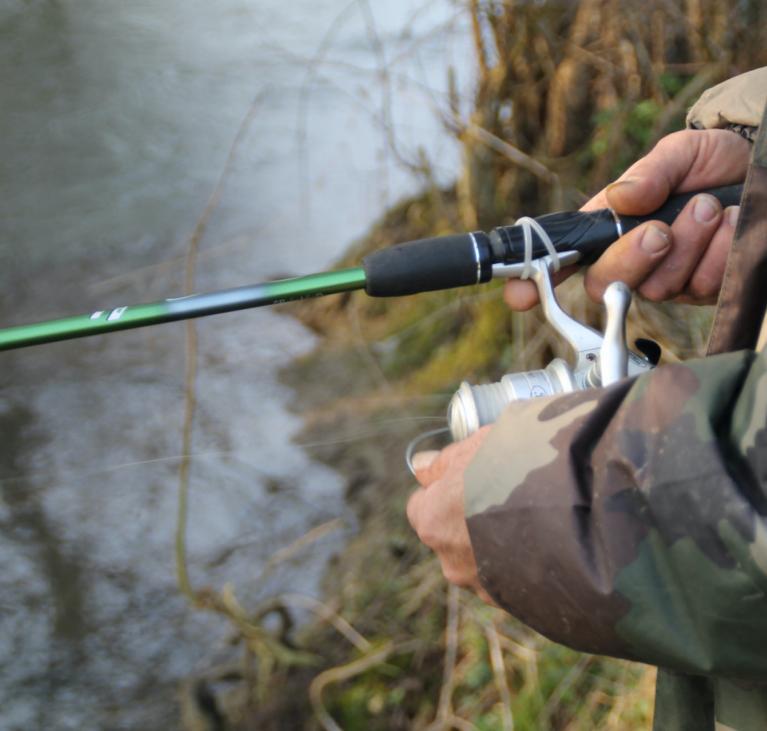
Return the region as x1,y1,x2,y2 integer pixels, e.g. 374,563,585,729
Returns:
0,267,367,352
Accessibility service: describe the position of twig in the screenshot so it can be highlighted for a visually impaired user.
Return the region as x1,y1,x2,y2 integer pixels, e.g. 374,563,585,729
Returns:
649,61,728,144
310,641,419,731
468,0,489,79
176,91,266,601
463,122,560,188
206,517,345,573
485,618,514,731
443,715,479,731
349,295,393,393
441,104,560,193
86,230,259,295
538,654,594,726
357,0,423,175
277,592,372,652
426,584,461,731
256,519,346,583
401,559,445,617
296,0,362,217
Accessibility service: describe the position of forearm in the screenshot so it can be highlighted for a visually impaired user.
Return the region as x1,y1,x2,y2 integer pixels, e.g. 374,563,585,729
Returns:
465,349,767,677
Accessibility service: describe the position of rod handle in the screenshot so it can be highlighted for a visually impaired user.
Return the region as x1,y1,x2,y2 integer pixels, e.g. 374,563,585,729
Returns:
490,184,744,265
617,183,743,235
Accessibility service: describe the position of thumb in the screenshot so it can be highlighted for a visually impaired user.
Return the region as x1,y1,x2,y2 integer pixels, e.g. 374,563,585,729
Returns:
603,132,693,215
604,129,750,216
605,175,672,217
412,450,440,486
582,129,750,216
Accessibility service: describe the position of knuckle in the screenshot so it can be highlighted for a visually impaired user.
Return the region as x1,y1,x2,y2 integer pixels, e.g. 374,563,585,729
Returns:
639,280,675,303
583,272,606,302
694,128,716,162
663,127,697,148
417,513,441,548
653,129,688,157
688,273,718,301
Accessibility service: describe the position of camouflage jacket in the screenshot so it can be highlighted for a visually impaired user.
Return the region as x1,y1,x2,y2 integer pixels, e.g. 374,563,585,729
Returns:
465,72,767,731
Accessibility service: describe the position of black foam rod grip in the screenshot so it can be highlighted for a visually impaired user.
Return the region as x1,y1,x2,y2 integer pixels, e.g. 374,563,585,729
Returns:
583,183,744,263
617,184,743,233
363,233,493,297
490,184,743,265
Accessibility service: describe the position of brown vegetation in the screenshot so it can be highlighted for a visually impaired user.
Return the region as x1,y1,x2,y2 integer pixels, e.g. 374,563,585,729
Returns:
180,2,767,729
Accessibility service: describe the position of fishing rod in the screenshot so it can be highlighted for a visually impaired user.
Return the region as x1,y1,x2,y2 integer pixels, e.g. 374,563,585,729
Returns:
0,184,742,352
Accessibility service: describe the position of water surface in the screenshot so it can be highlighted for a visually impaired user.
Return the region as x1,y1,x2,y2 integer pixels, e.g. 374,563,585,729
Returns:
0,1,468,727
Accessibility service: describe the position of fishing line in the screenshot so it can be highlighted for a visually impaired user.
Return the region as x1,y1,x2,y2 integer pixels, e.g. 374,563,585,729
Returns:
0,416,448,493
405,426,450,476
517,216,560,280
295,416,446,450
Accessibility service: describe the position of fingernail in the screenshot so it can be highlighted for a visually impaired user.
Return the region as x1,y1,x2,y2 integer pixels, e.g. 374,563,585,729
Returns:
412,450,439,473
727,205,740,228
693,194,719,223
640,224,670,255
607,176,640,195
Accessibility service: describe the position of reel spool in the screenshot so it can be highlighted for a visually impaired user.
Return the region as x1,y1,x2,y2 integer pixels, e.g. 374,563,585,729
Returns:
448,358,576,441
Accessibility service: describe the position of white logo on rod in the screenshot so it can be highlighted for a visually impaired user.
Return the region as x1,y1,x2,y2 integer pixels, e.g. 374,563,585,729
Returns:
106,307,128,322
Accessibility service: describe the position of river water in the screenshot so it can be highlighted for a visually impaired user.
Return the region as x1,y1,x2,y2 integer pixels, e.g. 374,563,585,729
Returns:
0,1,469,728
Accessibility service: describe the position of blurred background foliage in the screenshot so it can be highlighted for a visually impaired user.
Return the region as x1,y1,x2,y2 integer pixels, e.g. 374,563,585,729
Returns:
190,1,767,729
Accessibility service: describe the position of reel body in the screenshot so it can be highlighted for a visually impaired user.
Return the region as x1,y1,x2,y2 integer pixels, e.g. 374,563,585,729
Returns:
447,254,659,442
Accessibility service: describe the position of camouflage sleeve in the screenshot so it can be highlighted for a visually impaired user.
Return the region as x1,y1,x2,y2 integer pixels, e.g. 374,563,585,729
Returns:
465,349,767,678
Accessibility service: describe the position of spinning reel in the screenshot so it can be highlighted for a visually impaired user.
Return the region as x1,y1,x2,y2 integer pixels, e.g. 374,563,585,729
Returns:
446,253,660,442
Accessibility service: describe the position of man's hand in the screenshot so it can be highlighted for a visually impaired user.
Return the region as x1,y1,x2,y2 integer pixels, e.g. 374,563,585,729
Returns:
504,129,751,311
407,426,496,604
406,129,751,601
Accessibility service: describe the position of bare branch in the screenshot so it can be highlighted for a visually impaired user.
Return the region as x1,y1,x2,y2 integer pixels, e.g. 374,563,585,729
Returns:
485,618,515,731
425,584,461,731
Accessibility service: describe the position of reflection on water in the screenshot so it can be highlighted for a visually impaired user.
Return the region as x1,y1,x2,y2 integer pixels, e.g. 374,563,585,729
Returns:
0,0,467,727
